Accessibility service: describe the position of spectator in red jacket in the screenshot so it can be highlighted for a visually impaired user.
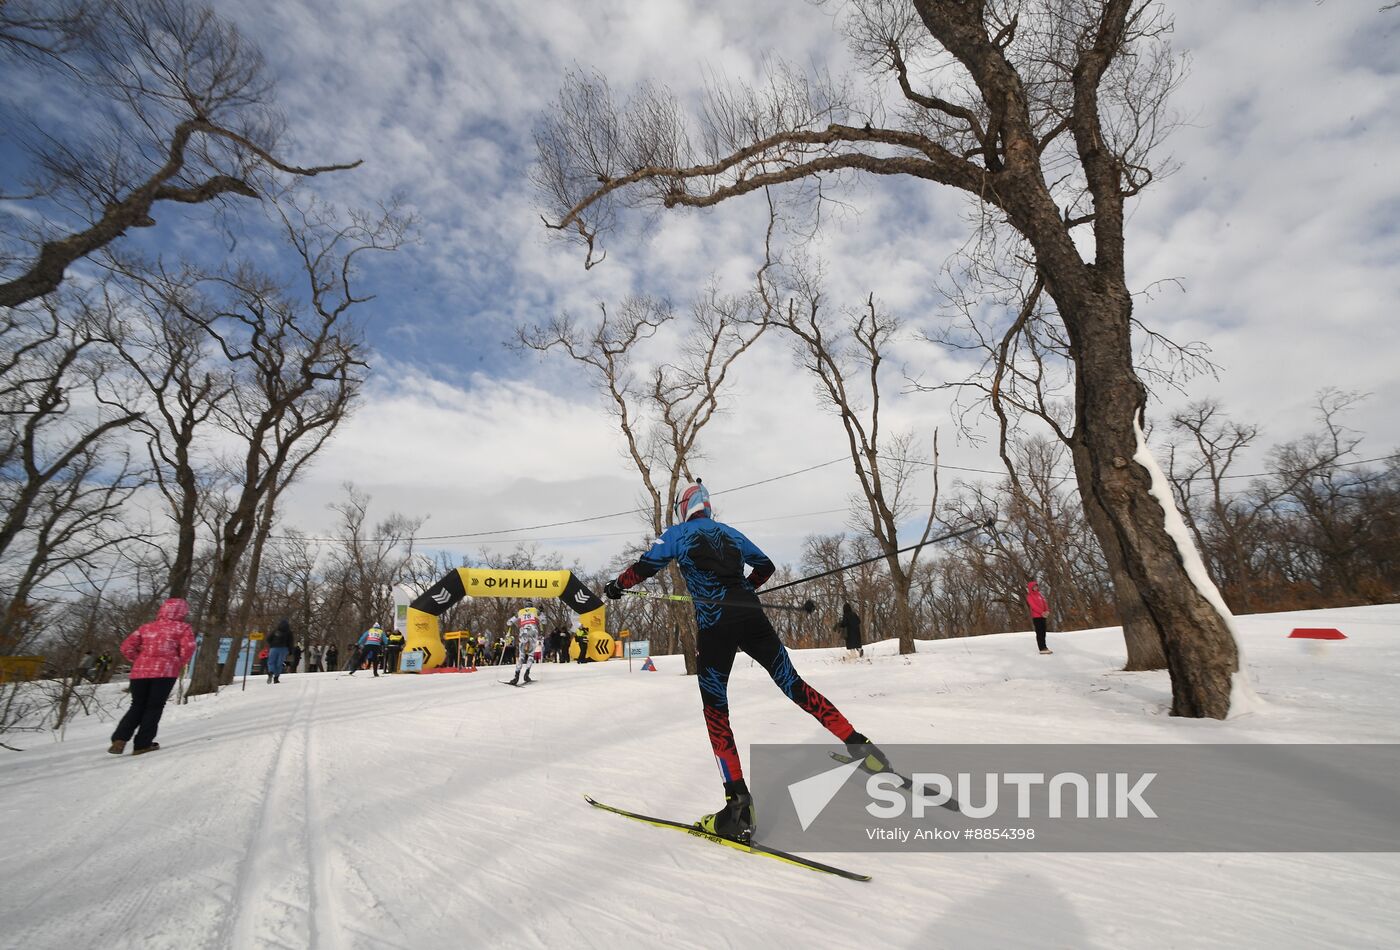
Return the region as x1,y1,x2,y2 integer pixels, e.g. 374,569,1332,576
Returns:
1026,580,1052,655
109,598,196,755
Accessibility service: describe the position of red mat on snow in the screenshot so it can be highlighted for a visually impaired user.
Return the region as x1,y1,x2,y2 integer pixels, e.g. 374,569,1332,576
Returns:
1288,628,1347,640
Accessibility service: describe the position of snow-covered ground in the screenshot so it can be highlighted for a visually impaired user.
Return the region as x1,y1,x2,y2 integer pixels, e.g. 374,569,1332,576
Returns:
2,604,1397,950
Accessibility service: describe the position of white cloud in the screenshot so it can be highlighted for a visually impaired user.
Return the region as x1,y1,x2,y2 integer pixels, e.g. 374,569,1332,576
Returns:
105,0,1400,575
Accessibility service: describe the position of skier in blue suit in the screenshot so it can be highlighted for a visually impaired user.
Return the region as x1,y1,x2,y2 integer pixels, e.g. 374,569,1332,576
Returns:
604,479,891,842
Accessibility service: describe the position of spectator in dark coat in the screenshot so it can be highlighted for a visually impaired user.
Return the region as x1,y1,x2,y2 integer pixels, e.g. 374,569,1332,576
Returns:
383,629,406,673
109,598,196,755
266,618,294,683
325,644,339,672
836,602,863,658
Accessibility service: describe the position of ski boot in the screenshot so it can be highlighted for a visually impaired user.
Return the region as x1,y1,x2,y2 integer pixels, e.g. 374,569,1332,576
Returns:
698,782,755,843
507,672,520,686
844,732,894,776
523,669,533,684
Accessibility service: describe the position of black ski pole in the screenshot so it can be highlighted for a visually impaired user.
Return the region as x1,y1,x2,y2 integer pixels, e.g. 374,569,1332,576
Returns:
760,519,995,594
622,589,818,614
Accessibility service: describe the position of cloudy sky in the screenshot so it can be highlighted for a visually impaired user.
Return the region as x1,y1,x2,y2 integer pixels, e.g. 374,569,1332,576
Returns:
17,0,1400,576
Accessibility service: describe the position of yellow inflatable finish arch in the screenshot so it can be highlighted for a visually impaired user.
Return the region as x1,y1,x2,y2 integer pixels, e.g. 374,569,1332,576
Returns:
403,568,610,669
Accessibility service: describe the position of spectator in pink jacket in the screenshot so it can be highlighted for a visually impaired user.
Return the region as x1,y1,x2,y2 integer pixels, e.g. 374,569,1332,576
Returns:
108,598,196,755
1026,580,1052,655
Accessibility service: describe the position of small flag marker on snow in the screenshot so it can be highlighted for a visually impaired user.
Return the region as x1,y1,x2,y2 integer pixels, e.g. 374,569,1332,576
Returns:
641,657,657,671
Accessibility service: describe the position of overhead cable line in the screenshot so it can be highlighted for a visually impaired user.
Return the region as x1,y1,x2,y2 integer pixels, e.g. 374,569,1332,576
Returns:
265,449,1399,547
266,456,849,544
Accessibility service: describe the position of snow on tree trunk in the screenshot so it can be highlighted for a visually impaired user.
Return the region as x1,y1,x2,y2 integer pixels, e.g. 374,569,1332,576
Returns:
1132,419,1262,716
1079,405,1239,718
1063,285,1240,718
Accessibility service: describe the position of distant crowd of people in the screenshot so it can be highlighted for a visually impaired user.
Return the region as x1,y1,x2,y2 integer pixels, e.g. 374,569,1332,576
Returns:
237,617,602,683
253,622,409,679
443,623,597,670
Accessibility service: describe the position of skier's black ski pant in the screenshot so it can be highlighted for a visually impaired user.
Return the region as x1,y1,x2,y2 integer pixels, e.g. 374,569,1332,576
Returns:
695,614,855,788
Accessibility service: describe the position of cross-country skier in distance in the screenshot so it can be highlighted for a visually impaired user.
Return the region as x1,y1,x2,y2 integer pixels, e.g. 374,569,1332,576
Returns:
508,606,542,685
603,478,895,842
350,622,385,677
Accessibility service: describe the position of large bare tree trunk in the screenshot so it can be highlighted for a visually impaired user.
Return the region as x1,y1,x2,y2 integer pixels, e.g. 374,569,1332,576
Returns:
665,565,699,675
168,481,199,600
1066,287,1237,716
889,573,917,655
190,542,243,695
218,495,284,686
1077,462,1166,671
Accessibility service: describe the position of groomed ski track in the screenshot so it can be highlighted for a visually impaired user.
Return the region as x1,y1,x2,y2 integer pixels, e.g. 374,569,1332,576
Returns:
1,605,1398,949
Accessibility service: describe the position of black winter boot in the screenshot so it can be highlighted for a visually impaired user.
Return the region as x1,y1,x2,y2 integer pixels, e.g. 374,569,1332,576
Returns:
698,780,755,842
844,732,894,775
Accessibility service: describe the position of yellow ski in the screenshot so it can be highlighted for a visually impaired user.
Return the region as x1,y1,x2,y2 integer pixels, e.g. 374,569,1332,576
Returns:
585,795,871,882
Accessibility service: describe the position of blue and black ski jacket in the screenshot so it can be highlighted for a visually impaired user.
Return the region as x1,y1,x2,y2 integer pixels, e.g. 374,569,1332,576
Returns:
617,514,775,630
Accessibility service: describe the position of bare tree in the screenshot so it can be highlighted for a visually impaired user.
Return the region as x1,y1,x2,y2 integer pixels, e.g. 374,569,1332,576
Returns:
0,294,144,650
762,257,941,653
517,256,770,672
925,240,1194,669
800,532,886,644
258,526,321,650
216,416,347,686
102,266,234,600
935,437,1117,632
1261,391,1392,604
0,443,148,655
0,0,361,309
536,1,1245,716
1166,400,1278,611
321,483,423,634
0,0,96,64
182,200,408,697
